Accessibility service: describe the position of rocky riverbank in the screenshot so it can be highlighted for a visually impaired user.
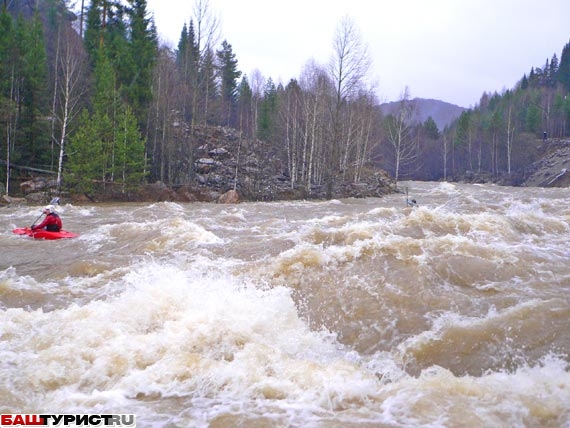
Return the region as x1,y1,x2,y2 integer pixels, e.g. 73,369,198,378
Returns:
4,125,397,206
5,129,569,207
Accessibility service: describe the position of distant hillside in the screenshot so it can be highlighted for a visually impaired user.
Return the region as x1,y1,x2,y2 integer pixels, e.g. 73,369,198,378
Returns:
380,98,466,131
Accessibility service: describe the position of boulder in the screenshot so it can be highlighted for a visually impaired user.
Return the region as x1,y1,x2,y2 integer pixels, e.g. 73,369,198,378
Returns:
217,189,240,204
2,194,26,205
20,177,47,193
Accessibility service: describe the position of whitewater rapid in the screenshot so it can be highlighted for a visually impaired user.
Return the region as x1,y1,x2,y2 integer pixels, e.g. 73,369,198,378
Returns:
1,182,569,427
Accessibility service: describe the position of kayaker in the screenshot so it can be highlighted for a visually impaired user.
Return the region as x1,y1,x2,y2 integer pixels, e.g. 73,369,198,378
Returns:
31,205,62,232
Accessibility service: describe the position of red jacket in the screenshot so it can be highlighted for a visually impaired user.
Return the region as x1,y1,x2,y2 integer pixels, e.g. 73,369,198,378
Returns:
32,213,62,232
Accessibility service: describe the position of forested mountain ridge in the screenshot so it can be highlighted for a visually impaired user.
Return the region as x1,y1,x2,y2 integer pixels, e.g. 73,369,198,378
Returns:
1,0,570,205
379,98,466,131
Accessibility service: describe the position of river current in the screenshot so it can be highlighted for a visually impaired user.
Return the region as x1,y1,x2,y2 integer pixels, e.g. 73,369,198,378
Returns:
1,181,569,427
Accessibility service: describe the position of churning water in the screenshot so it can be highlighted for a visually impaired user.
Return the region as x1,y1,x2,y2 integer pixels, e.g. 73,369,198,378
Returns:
1,181,569,427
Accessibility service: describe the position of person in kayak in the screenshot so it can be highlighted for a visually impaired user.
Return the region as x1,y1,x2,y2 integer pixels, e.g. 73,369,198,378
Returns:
31,205,62,232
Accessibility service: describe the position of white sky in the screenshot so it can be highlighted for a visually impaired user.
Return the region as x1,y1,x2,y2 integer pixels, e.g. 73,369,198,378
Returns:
146,0,570,107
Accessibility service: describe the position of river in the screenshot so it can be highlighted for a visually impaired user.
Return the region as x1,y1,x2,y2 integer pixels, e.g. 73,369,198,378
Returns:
1,181,569,427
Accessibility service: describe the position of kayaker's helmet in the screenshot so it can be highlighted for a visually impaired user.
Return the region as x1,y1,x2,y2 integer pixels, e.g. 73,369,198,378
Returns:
43,204,55,213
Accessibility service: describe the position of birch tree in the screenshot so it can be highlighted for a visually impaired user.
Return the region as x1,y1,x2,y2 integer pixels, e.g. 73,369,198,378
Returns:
327,15,371,198
189,0,220,128
52,24,88,191
385,87,417,185
299,60,329,191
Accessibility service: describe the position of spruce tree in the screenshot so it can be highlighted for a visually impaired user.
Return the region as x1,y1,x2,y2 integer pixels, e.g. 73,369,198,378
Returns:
17,12,49,167
258,78,277,141
557,41,570,92
237,75,254,135
199,46,217,125
124,0,158,123
216,40,241,126
423,117,440,140
176,20,200,124
0,7,15,192
83,0,104,65
67,47,146,195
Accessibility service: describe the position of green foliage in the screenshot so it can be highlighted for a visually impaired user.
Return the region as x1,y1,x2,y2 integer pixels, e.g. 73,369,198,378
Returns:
83,0,104,65
454,111,471,146
0,7,15,179
176,20,199,83
200,47,218,124
66,44,146,194
116,105,147,189
122,0,158,121
66,104,146,194
0,7,14,99
84,0,157,123
524,104,541,134
66,109,106,193
557,40,570,92
257,78,277,141
216,40,241,101
4,0,570,197
92,47,117,115
0,11,50,167
421,117,439,140
216,40,241,125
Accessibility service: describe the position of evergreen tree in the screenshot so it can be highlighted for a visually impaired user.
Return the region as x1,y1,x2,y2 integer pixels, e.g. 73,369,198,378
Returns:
423,116,440,140
176,23,189,69
0,7,15,115
92,47,118,117
176,20,200,124
199,45,218,125
258,78,277,141
557,40,570,92
525,105,541,134
520,73,529,90
67,47,146,194
549,53,559,82
216,40,241,126
83,0,104,65
104,4,132,96
176,20,199,85
66,109,107,193
115,104,147,192
237,75,254,135
123,0,158,123
0,7,15,191
16,12,49,166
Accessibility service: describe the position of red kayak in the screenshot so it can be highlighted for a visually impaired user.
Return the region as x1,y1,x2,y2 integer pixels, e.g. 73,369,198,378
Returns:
12,227,79,240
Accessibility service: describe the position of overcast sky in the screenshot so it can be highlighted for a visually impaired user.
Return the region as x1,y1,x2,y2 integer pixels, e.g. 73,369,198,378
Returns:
146,0,570,108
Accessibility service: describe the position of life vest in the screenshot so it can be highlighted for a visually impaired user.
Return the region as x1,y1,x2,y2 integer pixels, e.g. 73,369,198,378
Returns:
35,212,62,232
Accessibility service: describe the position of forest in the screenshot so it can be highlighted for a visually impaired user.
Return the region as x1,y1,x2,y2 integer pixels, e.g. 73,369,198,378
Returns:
1,0,570,200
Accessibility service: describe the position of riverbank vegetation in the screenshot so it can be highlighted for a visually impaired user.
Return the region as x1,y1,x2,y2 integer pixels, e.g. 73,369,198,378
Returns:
1,0,570,202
